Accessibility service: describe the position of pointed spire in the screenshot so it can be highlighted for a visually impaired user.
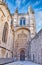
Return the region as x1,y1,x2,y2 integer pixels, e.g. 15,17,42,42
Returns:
28,6,34,14
0,0,2,2
2,0,6,3
15,8,18,13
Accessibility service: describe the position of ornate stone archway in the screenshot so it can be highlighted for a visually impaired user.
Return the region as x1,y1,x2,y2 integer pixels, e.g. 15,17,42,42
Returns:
14,28,30,60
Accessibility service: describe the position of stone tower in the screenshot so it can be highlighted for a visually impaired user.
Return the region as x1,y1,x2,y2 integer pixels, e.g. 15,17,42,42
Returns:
28,6,36,38
13,8,18,27
12,8,31,61
0,0,6,3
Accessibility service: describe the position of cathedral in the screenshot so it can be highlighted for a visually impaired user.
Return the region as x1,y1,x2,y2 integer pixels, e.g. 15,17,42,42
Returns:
0,0,42,64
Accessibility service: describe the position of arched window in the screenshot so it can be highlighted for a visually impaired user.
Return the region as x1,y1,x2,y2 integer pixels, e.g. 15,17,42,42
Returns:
23,19,25,25
20,17,26,26
20,19,22,25
2,22,8,43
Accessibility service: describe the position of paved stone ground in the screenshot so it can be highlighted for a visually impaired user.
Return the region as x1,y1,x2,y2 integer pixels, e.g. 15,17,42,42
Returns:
5,61,40,65
0,58,14,64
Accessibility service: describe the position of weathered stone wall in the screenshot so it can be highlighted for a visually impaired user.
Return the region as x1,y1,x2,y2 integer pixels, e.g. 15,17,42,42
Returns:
31,29,42,64
0,2,13,58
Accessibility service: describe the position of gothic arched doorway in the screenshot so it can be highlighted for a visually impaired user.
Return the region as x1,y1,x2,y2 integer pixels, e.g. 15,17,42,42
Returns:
20,50,25,61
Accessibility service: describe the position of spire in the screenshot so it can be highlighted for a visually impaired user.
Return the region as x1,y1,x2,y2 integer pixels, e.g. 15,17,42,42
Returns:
3,0,6,3
0,0,6,3
0,0,2,2
28,6,34,14
15,8,18,13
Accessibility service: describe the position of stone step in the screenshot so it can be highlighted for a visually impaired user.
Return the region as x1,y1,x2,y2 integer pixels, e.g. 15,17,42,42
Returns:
5,61,40,65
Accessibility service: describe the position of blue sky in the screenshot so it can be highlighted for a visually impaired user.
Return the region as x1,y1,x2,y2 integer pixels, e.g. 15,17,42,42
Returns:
6,0,42,32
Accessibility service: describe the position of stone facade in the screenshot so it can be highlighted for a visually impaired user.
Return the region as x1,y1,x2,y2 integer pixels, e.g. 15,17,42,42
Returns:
1,0,42,64
0,0,36,59
0,0,13,58
12,6,36,60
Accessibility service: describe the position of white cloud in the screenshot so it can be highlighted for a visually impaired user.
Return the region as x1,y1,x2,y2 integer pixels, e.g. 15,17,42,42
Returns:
35,11,42,32
16,0,21,7
33,1,40,7
19,1,31,12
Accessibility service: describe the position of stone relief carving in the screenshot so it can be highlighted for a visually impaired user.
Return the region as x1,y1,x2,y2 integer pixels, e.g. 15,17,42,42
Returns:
18,31,27,39
15,31,28,45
